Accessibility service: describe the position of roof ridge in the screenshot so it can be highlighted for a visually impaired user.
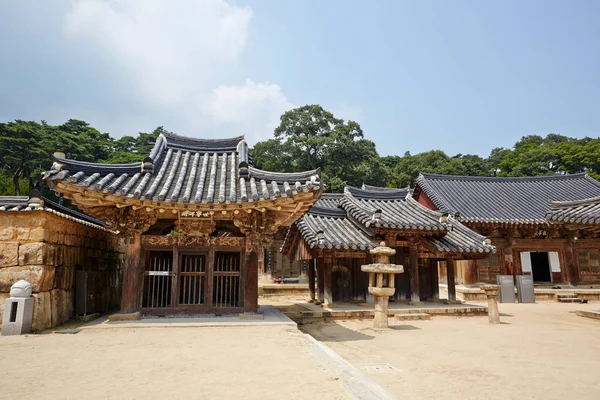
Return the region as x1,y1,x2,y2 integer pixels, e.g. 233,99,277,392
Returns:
164,132,245,142
345,185,408,200
419,172,590,182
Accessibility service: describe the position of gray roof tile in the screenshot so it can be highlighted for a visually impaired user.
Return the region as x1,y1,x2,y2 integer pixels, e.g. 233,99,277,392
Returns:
0,196,108,230
44,133,321,205
295,189,495,254
546,196,600,225
416,173,600,224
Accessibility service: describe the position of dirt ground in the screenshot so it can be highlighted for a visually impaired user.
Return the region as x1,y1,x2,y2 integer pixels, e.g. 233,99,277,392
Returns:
0,325,354,400
301,302,600,400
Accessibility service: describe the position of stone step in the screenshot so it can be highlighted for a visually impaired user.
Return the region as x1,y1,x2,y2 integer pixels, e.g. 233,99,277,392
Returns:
394,313,431,321
556,294,578,299
557,297,585,303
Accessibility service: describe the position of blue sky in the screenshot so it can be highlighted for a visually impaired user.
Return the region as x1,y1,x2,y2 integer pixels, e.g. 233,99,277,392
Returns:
0,0,599,157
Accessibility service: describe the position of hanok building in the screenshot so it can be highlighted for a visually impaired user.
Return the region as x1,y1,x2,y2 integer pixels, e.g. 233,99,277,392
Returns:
414,173,600,285
282,186,495,305
44,133,322,315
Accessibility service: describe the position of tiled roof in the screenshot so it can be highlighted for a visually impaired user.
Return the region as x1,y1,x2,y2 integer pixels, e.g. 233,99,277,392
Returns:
0,196,109,230
340,186,447,231
546,196,600,225
295,189,495,254
44,133,320,205
416,173,600,224
296,194,377,250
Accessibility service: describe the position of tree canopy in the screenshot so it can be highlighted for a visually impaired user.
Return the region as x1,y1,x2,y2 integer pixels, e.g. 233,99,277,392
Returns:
0,120,162,195
1,108,599,197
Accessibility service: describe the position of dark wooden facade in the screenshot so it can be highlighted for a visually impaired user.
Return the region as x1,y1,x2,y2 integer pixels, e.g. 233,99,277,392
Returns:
415,173,600,285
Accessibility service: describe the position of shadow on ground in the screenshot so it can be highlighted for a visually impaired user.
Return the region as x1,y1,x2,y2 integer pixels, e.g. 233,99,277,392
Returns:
300,320,375,342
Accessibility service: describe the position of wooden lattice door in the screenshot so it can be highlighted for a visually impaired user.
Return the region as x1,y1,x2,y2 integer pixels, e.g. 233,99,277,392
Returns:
212,252,241,308
179,254,207,306
142,251,174,308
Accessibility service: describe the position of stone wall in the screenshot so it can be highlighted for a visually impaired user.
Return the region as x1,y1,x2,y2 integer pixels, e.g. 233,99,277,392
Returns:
0,212,125,332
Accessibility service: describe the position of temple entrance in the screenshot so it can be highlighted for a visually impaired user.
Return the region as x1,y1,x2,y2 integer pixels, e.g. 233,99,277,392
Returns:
142,250,242,313
531,252,552,282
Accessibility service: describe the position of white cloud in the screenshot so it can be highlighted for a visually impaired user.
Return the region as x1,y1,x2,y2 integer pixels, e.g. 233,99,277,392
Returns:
63,0,293,141
204,80,294,144
65,0,253,108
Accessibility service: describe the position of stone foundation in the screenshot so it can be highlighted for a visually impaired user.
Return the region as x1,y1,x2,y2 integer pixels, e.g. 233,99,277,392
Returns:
0,212,125,332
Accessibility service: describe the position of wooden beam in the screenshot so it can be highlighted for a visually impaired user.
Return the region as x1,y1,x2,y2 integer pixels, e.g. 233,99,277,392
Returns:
243,250,259,313
316,257,325,304
121,233,142,313
446,259,456,302
409,244,420,303
323,257,333,306
308,259,316,302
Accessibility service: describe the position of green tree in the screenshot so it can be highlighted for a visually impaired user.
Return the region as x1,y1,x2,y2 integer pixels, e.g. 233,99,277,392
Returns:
253,105,385,191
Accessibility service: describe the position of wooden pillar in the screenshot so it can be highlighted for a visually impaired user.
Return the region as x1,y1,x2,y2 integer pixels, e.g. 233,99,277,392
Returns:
504,235,515,277
409,244,420,303
430,258,440,300
316,257,325,304
465,260,478,285
308,259,316,301
121,233,142,314
244,250,259,313
323,257,333,305
446,259,457,302
564,239,579,286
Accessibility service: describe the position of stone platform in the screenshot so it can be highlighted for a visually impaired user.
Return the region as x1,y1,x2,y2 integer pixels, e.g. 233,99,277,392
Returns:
576,309,600,321
454,284,600,302
80,305,296,330
278,301,487,324
259,283,309,297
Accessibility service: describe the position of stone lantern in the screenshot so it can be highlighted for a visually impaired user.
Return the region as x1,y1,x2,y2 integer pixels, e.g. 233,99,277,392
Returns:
480,284,501,324
361,242,404,329
2,280,34,336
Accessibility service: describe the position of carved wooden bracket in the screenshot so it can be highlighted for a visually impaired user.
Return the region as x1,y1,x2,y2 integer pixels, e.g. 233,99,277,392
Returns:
103,207,159,236
175,219,216,236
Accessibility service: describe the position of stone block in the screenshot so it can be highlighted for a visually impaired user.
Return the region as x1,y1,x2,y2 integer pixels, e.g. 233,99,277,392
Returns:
51,289,73,326
28,228,45,242
0,265,56,292
32,291,52,331
0,242,19,267
19,242,54,265
53,265,75,290
108,311,141,321
0,292,9,323
16,227,30,241
0,227,15,241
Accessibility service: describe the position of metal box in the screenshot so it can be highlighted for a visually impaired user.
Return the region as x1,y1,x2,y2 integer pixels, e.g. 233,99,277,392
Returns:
496,275,516,303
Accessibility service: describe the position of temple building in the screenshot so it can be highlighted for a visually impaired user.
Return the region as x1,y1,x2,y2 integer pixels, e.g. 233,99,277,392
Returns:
44,133,322,315
414,173,600,285
282,186,496,304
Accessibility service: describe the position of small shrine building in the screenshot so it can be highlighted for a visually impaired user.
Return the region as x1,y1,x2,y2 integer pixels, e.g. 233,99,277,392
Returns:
44,133,322,315
282,186,496,304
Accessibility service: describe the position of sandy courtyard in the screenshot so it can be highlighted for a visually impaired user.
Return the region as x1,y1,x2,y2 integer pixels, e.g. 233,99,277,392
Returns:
0,325,354,400
301,302,600,400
